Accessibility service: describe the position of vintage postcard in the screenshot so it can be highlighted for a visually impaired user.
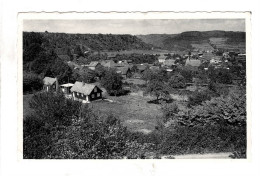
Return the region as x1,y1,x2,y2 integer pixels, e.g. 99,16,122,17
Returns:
18,12,250,162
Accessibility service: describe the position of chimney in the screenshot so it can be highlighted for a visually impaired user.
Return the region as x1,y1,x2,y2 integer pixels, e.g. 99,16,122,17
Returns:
55,77,59,92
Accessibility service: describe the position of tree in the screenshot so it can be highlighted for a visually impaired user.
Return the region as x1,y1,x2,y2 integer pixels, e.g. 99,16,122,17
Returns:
146,79,170,101
46,58,73,84
142,69,154,83
101,69,123,96
79,68,96,83
169,74,186,89
156,69,168,82
29,92,82,126
23,72,43,93
131,64,138,73
180,68,193,83
175,87,246,127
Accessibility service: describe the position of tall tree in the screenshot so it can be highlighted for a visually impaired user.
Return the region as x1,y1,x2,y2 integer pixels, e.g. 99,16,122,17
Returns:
101,69,123,96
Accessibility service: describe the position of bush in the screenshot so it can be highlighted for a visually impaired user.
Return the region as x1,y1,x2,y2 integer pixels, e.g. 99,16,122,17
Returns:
161,102,179,123
29,92,82,126
187,90,213,107
158,123,246,156
23,116,52,159
24,100,155,159
169,74,186,89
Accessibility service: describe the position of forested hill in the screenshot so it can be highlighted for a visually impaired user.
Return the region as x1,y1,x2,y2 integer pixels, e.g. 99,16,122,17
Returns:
23,32,153,53
136,34,177,49
137,31,246,51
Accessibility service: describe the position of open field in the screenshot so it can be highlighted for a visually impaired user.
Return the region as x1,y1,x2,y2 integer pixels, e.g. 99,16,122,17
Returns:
91,94,163,133
191,42,214,51
209,37,245,52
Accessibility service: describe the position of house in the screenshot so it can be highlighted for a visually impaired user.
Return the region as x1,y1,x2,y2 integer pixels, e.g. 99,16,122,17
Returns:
136,64,148,73
116,66,131,79
43,77,58,92
149,66,160,71
185,58,202,67
163,59,176,67
210,57,222,64
158,55,167,63
88,61,101,70
70,81,103,103
101,60,116,68
60,83,74,95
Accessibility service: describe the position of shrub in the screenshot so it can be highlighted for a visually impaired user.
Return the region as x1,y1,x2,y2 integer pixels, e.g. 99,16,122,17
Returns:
161,102,179,123
169,74,186,89
23,116,52,159
158,123,246,156
187,90,212,107
29,92,82,126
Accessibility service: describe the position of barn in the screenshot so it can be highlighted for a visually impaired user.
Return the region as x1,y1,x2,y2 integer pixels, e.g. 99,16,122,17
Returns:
70,81,103,103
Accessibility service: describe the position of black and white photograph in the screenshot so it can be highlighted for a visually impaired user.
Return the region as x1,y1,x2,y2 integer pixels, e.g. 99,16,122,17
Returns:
21,14,248,159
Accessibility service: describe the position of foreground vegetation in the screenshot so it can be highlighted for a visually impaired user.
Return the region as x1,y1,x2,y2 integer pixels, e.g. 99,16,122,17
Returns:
24,87,246,159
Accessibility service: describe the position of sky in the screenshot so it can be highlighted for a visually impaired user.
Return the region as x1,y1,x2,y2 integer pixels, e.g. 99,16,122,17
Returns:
23,19,245,35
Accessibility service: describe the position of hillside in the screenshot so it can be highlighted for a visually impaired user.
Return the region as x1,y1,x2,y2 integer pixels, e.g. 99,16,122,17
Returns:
137,31,245,52
136,34,177,49
23,32,153,55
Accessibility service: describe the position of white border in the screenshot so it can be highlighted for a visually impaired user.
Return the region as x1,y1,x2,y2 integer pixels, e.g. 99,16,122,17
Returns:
1,3,259,176
18,11,251,171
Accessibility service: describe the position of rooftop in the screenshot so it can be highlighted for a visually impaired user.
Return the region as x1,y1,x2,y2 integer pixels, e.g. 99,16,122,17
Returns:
70,81,102,95
43,77,56,85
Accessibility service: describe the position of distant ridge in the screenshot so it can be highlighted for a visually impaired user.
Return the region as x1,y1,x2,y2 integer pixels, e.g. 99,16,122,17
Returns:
137,30,245,51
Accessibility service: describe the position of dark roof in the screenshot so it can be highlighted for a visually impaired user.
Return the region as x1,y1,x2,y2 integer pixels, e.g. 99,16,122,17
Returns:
43,77,56,85
116,67,130,75
70,81,102,95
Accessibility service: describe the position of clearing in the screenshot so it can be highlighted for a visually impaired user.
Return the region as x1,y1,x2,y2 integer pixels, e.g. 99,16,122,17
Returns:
91,94,163,133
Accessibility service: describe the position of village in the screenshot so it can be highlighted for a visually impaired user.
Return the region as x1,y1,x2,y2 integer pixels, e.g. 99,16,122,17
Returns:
43,49,246,103
23,29,247,159
37,48,246,133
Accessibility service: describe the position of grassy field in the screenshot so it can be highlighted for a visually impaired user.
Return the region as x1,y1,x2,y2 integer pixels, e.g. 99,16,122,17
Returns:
91,94,163,133
209,37,245,52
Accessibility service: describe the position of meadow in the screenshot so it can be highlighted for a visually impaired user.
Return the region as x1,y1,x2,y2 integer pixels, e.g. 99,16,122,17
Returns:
91,94,163,133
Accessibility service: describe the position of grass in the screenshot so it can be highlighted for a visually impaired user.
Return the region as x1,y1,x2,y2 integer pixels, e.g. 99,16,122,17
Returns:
123,78,146,85
91,94,163,133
